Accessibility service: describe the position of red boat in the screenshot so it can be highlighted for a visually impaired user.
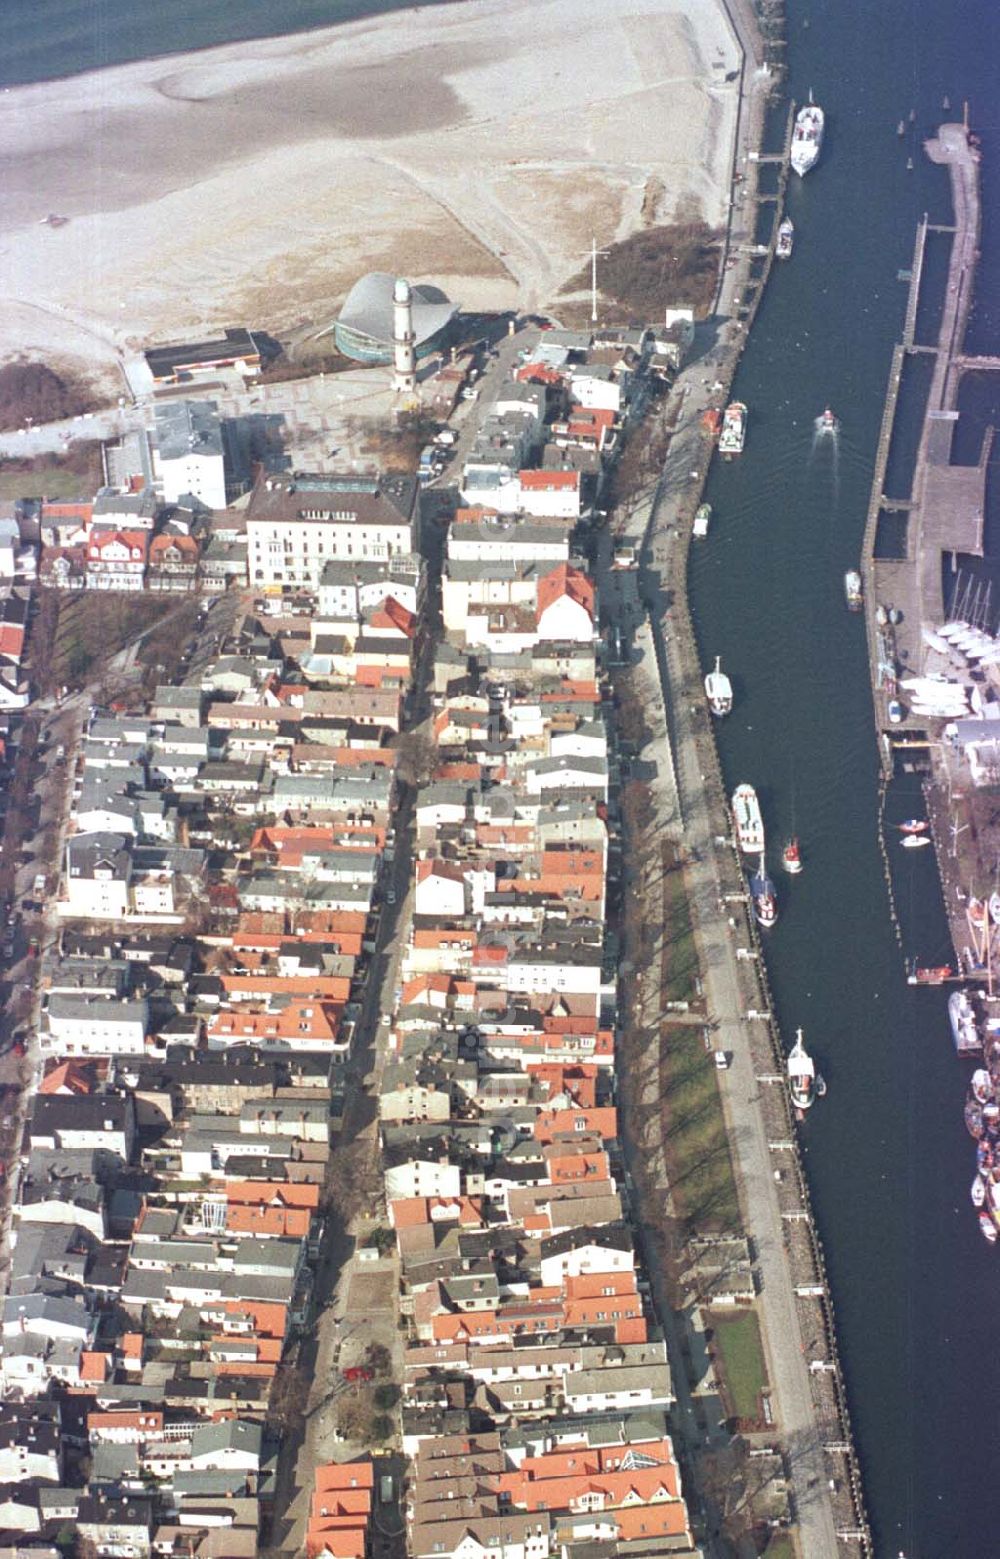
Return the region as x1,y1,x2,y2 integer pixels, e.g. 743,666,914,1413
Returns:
908,965,953,985
898,819,928,834
782,838,802,874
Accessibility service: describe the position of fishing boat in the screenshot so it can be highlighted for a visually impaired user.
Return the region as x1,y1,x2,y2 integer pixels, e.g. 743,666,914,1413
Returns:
844,570,863,611
899,819,928,834
731,784,764,855
949,990,982,1055
693,502,712,539
973,1176,987,1209
788,1029,819,1112
901,834,930,850
750,866,778,929
816,406,838,434
979,1211,997,1244
705,656,732,715
718,401,747,457
791,92,825,176
775,217,794,259
782,838,803,874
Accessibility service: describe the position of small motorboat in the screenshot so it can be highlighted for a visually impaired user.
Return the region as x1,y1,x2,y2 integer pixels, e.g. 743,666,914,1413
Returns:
965,1098,985,1139
901,835,931,849
782,838,803,874
972,1069,994,1105
898,819,928,834
897,119,906,136
816,406,838,434
973,1176,987,1208
750,867,778,929
815,1073,827,1099
979,1211,997,1244
977,1139,995,1172
888,698,905,724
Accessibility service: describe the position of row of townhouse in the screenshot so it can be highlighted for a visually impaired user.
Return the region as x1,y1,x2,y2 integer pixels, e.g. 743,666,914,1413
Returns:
370,380,706,1559
1,522,422,1555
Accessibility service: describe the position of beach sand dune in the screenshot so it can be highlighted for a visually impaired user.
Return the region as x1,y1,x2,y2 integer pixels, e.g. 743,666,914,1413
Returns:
0,0,740,378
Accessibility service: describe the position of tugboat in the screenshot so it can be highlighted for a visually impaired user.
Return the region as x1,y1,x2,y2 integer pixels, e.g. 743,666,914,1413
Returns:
750,865,778,928
731,784,765,855
775,217,794,259
844,570,863,611
704,656,733,716
787,1029,821,1113
782,838,803,874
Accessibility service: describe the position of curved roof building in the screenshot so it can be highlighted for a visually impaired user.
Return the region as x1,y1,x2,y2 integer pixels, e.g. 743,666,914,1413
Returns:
333,273,458,364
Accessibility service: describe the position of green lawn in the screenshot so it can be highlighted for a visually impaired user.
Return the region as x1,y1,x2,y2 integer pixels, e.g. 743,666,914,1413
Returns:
710,1309,768,1422
660,1021,740,1233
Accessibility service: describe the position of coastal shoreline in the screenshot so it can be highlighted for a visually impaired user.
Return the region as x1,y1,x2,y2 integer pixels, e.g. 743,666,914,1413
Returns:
0,0,476,92
0,0,740,381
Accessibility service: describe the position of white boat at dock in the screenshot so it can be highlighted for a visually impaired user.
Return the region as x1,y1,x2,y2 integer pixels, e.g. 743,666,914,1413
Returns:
693,502,712,539
791,92,825,176
776,218,794,259
718,401,747,457
731,783,764,855
788,1029,824,1112
949,990,981,1055
705,656,732,716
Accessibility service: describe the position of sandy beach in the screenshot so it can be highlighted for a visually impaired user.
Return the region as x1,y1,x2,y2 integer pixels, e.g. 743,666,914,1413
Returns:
0,0,740,385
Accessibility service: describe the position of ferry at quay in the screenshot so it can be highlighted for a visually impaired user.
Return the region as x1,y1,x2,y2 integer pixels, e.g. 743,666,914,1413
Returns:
731,783,764,855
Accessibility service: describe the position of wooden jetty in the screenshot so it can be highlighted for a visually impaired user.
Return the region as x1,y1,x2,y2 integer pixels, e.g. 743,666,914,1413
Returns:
859,121,989,776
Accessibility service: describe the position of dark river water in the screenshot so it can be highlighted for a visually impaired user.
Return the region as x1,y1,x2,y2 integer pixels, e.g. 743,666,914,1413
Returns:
4,0,1000,1550
690,2,1000,1554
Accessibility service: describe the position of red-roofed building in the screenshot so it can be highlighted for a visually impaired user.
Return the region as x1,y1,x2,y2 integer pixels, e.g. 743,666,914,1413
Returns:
517,468,581,518
307,1461,373,1559
536,563,595,642
85,530,148,590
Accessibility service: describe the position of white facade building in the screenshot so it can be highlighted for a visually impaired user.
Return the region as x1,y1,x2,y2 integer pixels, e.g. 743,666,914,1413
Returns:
247,473,418,591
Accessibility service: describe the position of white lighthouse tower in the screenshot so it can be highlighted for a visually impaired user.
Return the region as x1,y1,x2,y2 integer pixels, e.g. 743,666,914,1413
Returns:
392,276,417,395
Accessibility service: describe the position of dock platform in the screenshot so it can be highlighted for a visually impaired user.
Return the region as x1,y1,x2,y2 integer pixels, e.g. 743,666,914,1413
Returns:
860,121,989,771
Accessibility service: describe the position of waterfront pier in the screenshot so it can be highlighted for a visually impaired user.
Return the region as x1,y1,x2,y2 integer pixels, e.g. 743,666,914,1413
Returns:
860,121,988,775
623,102,872,1551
